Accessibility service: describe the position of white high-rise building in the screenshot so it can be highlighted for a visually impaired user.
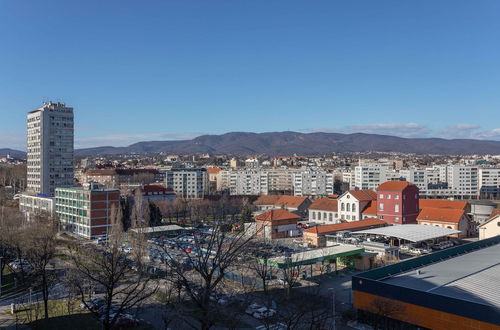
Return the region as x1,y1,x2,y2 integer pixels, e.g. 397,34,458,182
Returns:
229,170,269,195
27,102,74,195
399,168,428,193
293,169,333,197
479,168,500,198
353,164,388,190
164,168,208,199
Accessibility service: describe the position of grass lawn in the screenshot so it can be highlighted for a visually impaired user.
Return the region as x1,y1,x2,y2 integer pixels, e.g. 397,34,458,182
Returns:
0,268,16,296
17,300,153,330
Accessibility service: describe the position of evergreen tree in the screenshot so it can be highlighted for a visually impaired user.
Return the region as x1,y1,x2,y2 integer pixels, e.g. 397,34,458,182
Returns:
148,201,163,227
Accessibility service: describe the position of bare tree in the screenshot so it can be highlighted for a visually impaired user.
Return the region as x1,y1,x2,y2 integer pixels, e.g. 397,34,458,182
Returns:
157,199,174,223
69,207,157,330
161,218,257,329
0,207,27,277
249,254,273,295
22,215,57,319
258,286,330,330
279,256,304,298
131,189,148,228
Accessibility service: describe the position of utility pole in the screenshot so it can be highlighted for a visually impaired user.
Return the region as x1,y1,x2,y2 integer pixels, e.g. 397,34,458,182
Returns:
329,288,336,330
0,256,3,297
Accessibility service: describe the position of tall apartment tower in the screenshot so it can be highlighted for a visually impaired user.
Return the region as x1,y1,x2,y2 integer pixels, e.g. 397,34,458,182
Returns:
27,102,74,195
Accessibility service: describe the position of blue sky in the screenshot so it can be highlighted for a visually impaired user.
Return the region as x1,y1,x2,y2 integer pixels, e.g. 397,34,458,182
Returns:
1,0,500,150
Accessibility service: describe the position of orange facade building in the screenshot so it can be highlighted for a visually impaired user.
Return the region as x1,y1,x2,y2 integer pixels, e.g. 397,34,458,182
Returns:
352,236,500,329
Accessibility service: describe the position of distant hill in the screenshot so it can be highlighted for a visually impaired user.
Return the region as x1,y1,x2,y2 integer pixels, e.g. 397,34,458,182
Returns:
74,131,500,156
0,148,26,158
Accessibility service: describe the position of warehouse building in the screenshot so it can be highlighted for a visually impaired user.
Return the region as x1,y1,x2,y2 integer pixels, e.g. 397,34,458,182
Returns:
352,236,500,329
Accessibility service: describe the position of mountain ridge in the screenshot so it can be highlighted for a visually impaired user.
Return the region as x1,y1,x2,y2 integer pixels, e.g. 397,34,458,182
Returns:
4,131,500,157
74,131,500,156
0,148,27,158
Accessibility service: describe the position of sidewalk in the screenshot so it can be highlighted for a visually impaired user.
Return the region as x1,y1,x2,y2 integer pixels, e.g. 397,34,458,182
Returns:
0,305,30,330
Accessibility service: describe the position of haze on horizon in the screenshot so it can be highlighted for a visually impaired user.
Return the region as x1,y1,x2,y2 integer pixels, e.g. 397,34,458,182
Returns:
1,1,500,150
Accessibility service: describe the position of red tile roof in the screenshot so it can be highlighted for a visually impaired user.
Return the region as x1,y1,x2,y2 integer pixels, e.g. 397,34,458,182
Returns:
490,209,500,219
274,195,309,209
348,190,377,201
419,199,468,210
362,201,377,215
254,195,282,205
309,198,338,212
377,181,414,191
304,218,386,235
206,167,222,174
417,207,465,224
254,209,301,221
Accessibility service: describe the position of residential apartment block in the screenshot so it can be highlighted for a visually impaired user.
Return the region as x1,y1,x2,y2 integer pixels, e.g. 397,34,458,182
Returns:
353,164,388,190
217,168,297,195
27,102,74,195
292,169,333,197
379,165,500,199
479,167,500,197
164,168,208,199
227,169,269,195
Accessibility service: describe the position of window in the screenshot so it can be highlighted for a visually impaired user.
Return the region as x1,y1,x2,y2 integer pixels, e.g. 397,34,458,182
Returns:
395,217,400,222
352,203,356,212
341,203,345,211
395,204,399,212
329,213,333,221
352,215,356,221
312,212,315,220
379,203,384,211
379,194,384,199
395,195,399,200
346,204,350,212
387,194,391,199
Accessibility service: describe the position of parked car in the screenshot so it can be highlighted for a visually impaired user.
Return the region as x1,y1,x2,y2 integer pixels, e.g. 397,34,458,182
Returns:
245,303,263,315
253,307,277,319
97,304,120,316
97,238,108,245
277,278,300,286
409,248,422,255
432,241,453,250
8,259,28,270
80,297,105,311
